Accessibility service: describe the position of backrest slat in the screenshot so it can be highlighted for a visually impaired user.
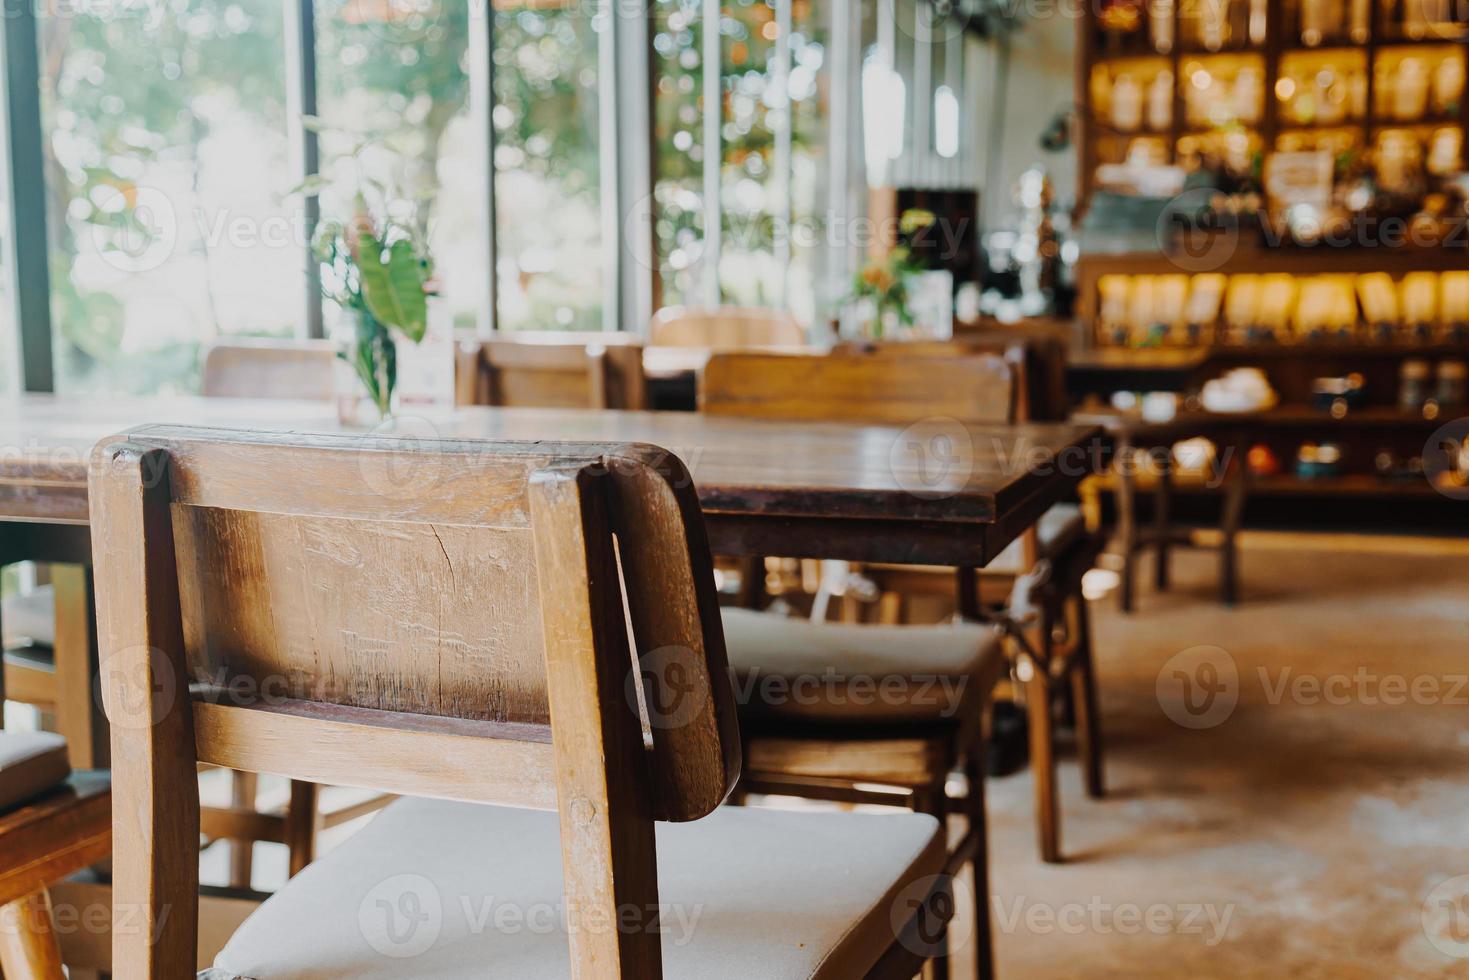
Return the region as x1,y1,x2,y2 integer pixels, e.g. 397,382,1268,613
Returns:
702,350,1016,425
92,426,740,979
201,339,337,401
457,336,647,410
649,306,805,348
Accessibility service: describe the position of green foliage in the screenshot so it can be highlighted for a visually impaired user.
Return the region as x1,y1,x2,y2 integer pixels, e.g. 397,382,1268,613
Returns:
357,235,428,342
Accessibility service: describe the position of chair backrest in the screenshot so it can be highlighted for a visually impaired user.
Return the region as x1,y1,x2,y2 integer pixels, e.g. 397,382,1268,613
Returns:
91,426,739,977
835,334,1069,421
456,333,647,409
649,306,805,348
701,350,1016,425
200,339,337,400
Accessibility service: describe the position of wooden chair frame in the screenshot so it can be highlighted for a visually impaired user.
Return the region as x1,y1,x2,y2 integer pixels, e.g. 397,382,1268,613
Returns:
841,339,1107,864
454,334,647,410
0,773,111,978
91,426,946,978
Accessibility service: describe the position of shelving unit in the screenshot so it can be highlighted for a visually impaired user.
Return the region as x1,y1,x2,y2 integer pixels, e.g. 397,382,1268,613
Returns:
1078,0,1469,201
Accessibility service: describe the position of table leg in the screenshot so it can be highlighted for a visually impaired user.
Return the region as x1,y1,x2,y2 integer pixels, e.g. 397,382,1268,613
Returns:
1219,437,1249,607
1153,447,1173,593
1115,442,1138,614
0,888,66,980
51,566,108,770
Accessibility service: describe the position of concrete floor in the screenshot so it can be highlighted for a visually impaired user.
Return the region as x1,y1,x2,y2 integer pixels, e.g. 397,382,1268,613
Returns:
190,533,1469,978
982,534,1469,979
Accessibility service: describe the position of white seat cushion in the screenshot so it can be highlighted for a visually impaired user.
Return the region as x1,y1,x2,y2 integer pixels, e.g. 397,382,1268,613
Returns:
0,730,70,811
721,607,1004,725
210,797,944,979
983,503,1086,574
2,586,55,649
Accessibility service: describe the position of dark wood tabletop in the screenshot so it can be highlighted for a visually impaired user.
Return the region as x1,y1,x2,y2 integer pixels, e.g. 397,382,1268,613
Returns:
1,395,1101,566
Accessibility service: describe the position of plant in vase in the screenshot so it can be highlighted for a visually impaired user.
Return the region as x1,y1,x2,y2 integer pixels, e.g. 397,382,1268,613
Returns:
295,121,438,420
846,209,935,339
314,202,433,419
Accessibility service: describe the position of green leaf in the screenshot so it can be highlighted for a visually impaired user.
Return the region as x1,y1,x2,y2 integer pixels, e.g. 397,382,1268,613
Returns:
286,174,333,197
357,234,428,343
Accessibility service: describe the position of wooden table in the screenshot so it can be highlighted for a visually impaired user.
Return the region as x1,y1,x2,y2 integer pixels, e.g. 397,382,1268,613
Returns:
3,395,1102,567
2,395,1099,769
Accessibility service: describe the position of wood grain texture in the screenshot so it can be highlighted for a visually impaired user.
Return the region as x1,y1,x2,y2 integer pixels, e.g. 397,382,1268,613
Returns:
199,340,336,401
2,398,1100,569
648,305,804,347
89,443,199,979
702,351,1015,425
457,335,647,410
0,888,65,979
0,774,111,907
191,700,557,810
91,427,747,979
531,465,662,977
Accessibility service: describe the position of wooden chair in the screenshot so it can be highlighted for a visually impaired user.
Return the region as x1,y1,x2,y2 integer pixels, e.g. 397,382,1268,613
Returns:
704,350,1029,979
454,332,646,409
0,730,111,979
706,347,1106,868
200,339,337,400
93,426,958,979
201,339,387,888
649,305,805,347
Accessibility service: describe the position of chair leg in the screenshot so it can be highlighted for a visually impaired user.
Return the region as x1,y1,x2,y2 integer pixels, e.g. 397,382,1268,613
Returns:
1069,596,1105,800
285,779,320,877
229,770,260,889
1025,662,1061,864
0,888,66,980
1115,444,1138,614
876,591,903,625
910,785,951,980
964,747,996,980
51,565,108,770
1153,451,1172,592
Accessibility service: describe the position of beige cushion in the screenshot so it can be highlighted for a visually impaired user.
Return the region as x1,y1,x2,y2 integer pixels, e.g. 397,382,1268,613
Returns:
210,797,944,979
2,586,55,649
0,730,70,811
983,503,1086,574
722,608,1004,726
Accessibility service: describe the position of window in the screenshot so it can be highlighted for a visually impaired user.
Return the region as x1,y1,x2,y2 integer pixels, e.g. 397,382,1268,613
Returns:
652,0,832,322
492,0,606,332
314,0,478,336
40,0,293,394
653,0,708,308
